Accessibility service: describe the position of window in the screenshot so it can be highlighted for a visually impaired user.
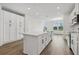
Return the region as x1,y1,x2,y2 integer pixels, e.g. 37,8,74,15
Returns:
59,26,63,31
53,26,57,30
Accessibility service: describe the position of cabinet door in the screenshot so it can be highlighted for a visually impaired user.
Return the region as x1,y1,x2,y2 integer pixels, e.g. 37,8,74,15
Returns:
71,32,78,54
71,33,74,52
17,15,24,40
3,10,17,44
9,13,17,42
18,16,24,39
0,9,4,46
38,35,44,54
75,4,79,14
3,10,10,43
73,33,77,55
73,39,77,55
44,33,48,46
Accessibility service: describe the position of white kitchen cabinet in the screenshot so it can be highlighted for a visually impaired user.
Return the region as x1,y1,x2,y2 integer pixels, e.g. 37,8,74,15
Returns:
0,6,4,46
9,12,17,42
38,32,51,54
2,10,24,45
38,34,45,54
3,10,17,43
24,34,38,55
16,15,24,40
71,32,78,55
69,4,79,55
3,10,10,43
23,32,52,55
71,25,79,55
75,3,79,14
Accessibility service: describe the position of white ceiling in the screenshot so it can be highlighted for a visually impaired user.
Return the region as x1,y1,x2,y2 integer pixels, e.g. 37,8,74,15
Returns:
0,3,75,20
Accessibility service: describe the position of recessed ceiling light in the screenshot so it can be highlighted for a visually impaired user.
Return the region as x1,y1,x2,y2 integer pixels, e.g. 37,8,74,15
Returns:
28,8,31,10
57,6,60,10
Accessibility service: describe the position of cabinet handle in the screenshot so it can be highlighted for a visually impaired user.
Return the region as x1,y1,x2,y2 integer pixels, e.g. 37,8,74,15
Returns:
72,40,73,44
42,39,44,44
45,38,47,41
9,24,11,27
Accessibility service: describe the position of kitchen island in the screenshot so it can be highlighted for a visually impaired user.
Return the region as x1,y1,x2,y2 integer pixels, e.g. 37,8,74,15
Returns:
23,32,52,55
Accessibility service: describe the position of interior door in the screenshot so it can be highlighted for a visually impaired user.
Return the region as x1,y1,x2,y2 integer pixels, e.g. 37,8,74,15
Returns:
3,10,10,43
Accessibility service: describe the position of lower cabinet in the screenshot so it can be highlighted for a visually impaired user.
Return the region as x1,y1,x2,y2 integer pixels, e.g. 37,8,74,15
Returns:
23,32,52,55
71,32,78,55
71,26,79,55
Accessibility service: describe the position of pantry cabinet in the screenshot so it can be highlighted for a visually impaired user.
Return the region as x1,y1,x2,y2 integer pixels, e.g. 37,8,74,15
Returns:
2,9,24,45
9,11,17,42
3,10,10,43
16,14,24,40
0,6,4,46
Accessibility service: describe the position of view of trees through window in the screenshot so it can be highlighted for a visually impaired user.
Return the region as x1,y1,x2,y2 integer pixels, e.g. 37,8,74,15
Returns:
53,20,63,31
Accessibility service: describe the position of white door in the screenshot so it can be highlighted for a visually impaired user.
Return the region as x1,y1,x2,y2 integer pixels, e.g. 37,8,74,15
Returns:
3,10,10,43
17,15,24,40
9,12,17,42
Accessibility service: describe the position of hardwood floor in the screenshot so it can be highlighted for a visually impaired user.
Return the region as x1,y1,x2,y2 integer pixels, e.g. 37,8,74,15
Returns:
41,35,73,55
0,35,73,55
0,40,23,55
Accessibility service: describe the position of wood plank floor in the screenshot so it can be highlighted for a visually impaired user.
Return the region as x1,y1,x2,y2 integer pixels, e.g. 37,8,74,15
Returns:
0,40,23,55
0,35,73,55
41,35,73,55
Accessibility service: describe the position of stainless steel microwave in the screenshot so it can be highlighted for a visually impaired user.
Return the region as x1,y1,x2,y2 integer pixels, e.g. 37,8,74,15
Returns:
72,14,79,25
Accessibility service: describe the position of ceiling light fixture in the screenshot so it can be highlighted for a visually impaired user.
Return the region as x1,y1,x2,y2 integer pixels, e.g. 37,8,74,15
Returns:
57,6,60,10
28,8,31,10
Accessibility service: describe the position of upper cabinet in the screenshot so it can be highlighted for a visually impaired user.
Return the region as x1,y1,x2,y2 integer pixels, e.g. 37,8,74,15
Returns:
75,4,79,14
69,4,79,26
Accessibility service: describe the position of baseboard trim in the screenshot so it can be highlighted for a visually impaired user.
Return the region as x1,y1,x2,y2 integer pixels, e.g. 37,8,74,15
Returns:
70,48,74,55
22,52,28,55
40,39,52,55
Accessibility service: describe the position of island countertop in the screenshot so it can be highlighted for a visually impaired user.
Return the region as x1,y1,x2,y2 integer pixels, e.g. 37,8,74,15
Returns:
23,32,47,36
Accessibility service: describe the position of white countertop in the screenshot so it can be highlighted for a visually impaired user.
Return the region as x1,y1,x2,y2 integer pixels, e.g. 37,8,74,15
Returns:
23,31,47,36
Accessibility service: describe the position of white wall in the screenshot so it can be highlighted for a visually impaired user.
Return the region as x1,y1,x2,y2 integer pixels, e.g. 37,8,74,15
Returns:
28,19,43,33
63,4,75,35
25,15,44,34
63,14,71,34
